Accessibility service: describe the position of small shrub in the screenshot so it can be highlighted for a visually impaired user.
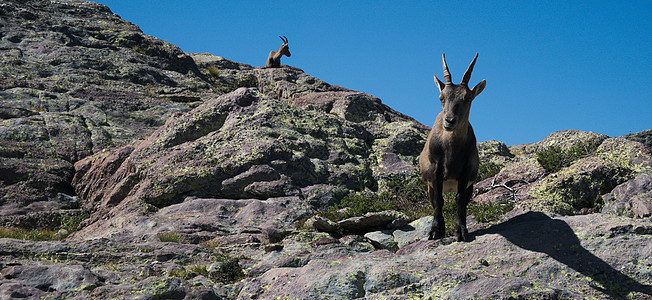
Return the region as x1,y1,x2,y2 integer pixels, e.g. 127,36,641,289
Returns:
536,145,568,173
206,65,220,78
390,179,437,221
476,162,503,183
157,232,184,243
212,258,245,284
319,191,398,222
536,140,600,173
60,213,89,233
441,192,457,236
469,200,514,223
189,263,210,278
168,268,189,279
317,176,514,238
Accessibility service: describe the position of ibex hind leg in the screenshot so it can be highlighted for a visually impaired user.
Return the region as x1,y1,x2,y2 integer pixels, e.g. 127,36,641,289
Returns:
428,184,446,240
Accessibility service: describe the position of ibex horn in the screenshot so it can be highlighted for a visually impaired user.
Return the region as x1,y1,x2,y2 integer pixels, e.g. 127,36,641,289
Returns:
442,53,452,85
461,53,479,86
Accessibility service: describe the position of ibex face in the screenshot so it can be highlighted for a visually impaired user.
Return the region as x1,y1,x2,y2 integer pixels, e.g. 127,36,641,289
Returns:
279,36,291,57
434,53,486,132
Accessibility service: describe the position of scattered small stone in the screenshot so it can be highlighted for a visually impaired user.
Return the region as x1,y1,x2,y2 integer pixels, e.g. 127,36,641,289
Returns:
479,258,490,266
264,244,284,252
304,216,340,233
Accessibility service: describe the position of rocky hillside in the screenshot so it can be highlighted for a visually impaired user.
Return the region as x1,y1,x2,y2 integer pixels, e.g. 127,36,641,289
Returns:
1,1,651,299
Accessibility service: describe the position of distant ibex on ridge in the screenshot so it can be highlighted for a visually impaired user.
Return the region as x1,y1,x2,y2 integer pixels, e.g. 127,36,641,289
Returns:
266,36,291,68
419,53,486,242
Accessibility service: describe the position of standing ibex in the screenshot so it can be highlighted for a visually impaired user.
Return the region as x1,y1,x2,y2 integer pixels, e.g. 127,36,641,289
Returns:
266,36,291,68
419,53,486,242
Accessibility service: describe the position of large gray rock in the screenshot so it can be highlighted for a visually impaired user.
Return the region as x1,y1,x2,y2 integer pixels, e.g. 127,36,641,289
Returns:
0,0,214,224
71,87,425,240
1,264,100,292
602,172,652,218
525,137,652,215
337,210,410,234
235,212,652,299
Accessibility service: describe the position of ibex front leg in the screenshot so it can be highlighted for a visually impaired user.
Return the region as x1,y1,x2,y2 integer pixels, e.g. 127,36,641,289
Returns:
428,180,446,240
455,182,472,242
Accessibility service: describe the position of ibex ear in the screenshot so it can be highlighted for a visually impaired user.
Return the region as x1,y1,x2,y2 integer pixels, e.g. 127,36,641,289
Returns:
434,75,445,92
471,79,486,98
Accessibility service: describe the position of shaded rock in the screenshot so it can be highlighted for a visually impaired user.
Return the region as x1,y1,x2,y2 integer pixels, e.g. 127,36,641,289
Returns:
625,129,652,151
364,230,397,251
264,244,284,252
339,235,376,253
393,216,433,248
337,210,410,234
0,280,47,299
300,184,348,209
0,112,106,213
602,172,652,218
0,208,85,230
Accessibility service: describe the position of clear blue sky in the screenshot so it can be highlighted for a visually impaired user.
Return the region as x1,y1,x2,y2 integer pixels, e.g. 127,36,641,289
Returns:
95,0,650,145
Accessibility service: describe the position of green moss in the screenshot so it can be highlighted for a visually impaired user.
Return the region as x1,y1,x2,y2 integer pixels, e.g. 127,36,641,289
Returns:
0,211,88,241
0,227,60,241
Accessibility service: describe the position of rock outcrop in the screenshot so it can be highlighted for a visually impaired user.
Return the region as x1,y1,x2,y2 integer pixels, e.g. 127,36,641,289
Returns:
1,1,651,299
70,86,427,240
0,0,214,228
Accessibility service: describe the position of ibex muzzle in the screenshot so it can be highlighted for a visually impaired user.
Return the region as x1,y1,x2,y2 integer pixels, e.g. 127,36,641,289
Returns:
419,53,486,242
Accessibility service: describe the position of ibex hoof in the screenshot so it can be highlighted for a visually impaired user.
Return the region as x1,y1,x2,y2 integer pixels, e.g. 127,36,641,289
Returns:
455,228,469,242
428,230,445,240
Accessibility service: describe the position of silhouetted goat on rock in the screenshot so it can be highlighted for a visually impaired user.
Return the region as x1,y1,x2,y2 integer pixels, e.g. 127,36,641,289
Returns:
419,53,486,242
266,36,291,68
